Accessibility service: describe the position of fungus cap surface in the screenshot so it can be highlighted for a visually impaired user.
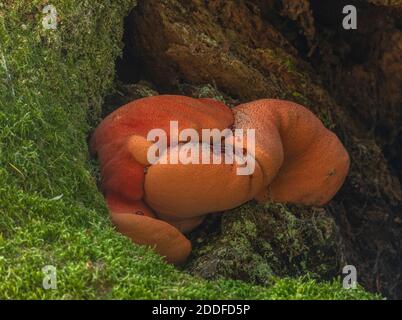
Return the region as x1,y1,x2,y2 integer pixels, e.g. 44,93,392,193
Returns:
233,99,350,206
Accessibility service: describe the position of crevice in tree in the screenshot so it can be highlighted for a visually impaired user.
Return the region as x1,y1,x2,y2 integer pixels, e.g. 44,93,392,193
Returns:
106,0,402,298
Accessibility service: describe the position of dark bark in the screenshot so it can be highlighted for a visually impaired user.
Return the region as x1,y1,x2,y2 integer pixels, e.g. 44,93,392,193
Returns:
111,0,402,298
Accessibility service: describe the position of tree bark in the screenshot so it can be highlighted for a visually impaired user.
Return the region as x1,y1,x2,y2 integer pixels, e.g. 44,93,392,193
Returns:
113,0,402,298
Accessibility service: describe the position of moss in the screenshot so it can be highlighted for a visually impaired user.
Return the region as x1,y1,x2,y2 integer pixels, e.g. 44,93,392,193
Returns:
0,0,380,299
189,202,345,283
190,84,227,104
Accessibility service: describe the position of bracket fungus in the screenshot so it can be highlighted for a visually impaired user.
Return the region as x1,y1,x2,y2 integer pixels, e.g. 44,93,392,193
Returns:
90,95,350,265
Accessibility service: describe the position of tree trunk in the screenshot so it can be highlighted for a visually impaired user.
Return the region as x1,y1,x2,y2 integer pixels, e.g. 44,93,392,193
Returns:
111,0,402,298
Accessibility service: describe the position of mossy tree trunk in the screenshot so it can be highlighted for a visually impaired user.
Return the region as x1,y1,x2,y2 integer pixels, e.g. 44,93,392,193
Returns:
0,0,398,299
113,0,402,298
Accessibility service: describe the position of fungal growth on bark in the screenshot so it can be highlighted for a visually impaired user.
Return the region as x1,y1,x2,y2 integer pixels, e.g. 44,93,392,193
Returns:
233,99,350,206
90,95,349,264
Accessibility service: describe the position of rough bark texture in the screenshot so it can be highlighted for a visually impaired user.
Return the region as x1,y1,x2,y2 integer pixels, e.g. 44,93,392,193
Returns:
110,0,402,298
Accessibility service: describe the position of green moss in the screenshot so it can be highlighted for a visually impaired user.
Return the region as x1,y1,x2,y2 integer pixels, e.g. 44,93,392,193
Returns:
186,84,228,104
189,202,345,284
0,0,380,299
